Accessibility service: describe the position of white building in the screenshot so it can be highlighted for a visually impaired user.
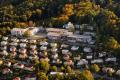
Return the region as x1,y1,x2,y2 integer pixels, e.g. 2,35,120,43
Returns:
11,27,40,36
11,28,28,36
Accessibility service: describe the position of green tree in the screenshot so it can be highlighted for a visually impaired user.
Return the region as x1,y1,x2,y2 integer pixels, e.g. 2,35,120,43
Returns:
38,59,50,72
66,66,72,73
37,72,48,80
50,66,57,72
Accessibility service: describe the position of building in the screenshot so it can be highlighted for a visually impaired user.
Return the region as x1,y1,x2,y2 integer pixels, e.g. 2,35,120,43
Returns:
11,27,40,36
11,28,28,36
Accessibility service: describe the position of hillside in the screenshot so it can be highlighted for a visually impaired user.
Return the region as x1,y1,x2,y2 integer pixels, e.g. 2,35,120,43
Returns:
0,0,120,52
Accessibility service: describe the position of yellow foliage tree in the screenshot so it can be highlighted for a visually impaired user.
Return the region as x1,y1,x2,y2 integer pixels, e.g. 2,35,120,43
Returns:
81,70,94,80
63,4,74,16
91,64,100,73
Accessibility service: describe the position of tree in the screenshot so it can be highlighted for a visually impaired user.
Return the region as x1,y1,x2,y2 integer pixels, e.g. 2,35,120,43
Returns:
66,66,72,73
105,37,119,50
23,30,32,37
91,64,100,73
37,72,48,80
63,4,74,16
50,66,57,72
37,59,50,72
81,70,94,80
75,1,100,24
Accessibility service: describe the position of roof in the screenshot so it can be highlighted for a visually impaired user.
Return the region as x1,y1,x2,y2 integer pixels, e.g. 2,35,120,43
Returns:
47,32,61,37
46,28,66,32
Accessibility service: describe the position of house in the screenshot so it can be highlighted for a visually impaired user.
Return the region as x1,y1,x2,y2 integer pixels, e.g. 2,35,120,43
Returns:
83,47,92,53
29,39,37,44
29,50,38,55
63,54,70,61
10,46,16,52
29,55,38,60
88,40,95,45
19,43,27,48
105,57,117,62
2,68,12,74
27,27,40,36
76,59,88,66
2,36,8,41
11,27,40,36
62,49,69,54
74,24,80,29
10,38,19,42
47,32,61,40
83,32,96,37
40,46,47,51
24,65,34,71
13,77,21,80
30,45,37,50
9,42,18,46
19,53,28,59
4,61,11,67
1,41,8,46
50,43,57,48
0,46,7,50
40,41,48,46
49,72,64,75
46,28,67,34
10,52,17,58
71,46,79,51
19,48,27,54
91,59,103,64
51,53,58,59
102,67,115,73
76,35,92,43
98,52,107,58
51,48,58,53
116,70,120,76
20,39,28,43
11,28,28,36
0,50,8,56
61,44,69,49
64,60,74,66
51,59,62,64
13,63,24,69
63,22,74,30
86,55,93,59
74,55,81,61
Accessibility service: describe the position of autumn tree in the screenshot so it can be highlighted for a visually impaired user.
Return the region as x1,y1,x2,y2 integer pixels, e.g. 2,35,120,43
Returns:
91,64,100,73
81,70,94,80
105,37,120,50
75,1,100,24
